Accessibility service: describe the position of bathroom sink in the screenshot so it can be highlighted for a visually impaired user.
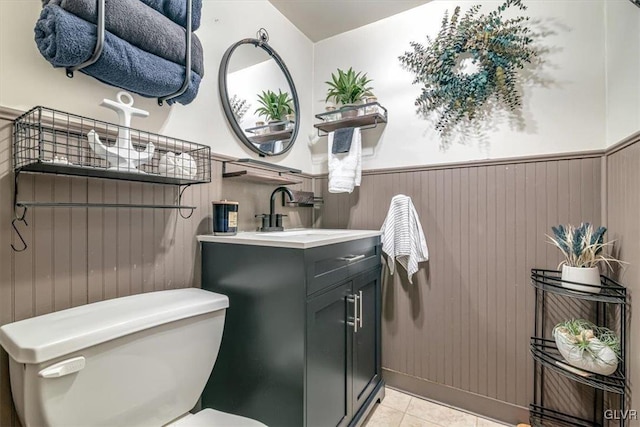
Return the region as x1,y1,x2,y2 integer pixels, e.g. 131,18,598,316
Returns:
197,228,380,249
257,229,350,237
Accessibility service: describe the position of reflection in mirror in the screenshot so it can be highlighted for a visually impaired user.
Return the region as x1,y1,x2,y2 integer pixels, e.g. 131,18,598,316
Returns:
219,38,299,157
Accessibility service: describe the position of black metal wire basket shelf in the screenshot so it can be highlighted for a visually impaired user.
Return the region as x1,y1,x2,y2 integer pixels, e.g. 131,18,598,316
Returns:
530,337,625,394
529,268,628,427
529,404,601,427
531,269,626,304
13,106,212,185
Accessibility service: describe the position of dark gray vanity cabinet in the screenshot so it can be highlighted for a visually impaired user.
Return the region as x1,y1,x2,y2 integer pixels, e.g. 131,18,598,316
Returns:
200,236,384,427
307,267,382,427
307,281,352,427
352,268,382,413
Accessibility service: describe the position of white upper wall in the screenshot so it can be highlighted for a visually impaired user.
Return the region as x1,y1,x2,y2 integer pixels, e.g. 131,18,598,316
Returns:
312,0,608,173
605,0,640,146
1,0,637,174
0,0,315,172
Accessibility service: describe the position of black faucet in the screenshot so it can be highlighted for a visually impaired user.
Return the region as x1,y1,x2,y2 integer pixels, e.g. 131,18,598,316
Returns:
256,186,294,232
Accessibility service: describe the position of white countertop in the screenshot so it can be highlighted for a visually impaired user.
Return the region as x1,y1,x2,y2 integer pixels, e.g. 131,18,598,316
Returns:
197,229,381,249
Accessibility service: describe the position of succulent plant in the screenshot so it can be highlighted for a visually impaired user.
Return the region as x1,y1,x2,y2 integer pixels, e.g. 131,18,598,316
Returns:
553,319,621,361
254,90,294,122
325,67,374,106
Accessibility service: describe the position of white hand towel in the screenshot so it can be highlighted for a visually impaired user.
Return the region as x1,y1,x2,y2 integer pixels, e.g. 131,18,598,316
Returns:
328,128,362,193
380,194,429,284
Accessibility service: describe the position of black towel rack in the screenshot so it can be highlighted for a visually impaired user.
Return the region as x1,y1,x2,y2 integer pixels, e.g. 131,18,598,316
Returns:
64,0,193,106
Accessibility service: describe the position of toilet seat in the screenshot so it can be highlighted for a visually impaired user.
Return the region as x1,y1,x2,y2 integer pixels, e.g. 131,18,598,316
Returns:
169,409,267,427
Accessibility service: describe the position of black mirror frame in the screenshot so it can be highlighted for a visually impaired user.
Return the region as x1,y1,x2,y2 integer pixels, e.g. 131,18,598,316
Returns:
219,38,300,157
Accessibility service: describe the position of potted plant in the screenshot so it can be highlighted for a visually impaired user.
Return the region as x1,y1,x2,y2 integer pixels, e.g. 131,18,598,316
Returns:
553,319,620,376
547,223,620,293
255,90,294,132
325,67,374,118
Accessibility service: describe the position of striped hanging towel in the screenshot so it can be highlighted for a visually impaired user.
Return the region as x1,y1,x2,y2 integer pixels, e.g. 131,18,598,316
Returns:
380,194,429,284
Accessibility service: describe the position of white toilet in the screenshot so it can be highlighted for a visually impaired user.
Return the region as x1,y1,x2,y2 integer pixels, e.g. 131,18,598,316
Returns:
0,288,266,427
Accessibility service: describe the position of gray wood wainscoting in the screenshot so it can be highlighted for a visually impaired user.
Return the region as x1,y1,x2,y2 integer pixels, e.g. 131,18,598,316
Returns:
316,154,604,424
606,131,640,427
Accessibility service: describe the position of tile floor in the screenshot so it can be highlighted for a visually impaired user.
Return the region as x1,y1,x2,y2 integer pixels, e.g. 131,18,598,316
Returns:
363,388,510,427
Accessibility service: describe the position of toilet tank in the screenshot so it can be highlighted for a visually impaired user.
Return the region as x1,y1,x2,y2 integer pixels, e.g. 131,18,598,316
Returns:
0,288,228,427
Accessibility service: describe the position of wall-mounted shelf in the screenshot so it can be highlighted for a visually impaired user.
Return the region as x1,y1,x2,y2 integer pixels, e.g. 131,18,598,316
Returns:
14,106,212,185
222,158,302,185
17,162,203,186
314,102,388,136
222,169,301,185
11,106,211,252
248,129,293,145
281,190,323,208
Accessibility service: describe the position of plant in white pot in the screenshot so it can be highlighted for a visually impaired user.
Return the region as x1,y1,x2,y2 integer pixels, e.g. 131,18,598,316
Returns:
255,90,294,132
325,67,374,119
553,319,620,376
547,223,620,293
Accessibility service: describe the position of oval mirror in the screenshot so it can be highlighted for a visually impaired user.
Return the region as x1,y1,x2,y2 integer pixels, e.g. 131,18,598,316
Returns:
219,37,300,157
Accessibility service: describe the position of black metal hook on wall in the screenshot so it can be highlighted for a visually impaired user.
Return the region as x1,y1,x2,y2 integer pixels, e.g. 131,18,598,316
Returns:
177,185,195,219
11,207,28,253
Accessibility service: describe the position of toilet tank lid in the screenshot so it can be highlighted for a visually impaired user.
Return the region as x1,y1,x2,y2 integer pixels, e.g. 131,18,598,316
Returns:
0,288,229,364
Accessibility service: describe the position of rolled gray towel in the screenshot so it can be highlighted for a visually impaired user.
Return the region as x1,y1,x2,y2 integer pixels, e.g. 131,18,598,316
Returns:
42,0,202,30
44,0,204,76
35,4,201,105
138,0,202,30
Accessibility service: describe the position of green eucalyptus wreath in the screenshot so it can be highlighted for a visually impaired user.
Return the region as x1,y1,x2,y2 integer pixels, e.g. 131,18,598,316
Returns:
399,0,537,133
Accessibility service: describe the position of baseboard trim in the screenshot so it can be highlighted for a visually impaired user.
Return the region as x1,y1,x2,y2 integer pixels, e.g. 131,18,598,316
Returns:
382,368,530,426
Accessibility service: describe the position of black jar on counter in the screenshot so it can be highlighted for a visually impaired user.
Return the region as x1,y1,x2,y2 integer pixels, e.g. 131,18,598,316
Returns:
212,200,238,235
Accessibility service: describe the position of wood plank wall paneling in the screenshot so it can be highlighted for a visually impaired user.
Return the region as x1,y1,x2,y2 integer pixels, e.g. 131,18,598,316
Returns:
0,116,313,425
606,136,640,424
317,157,603,417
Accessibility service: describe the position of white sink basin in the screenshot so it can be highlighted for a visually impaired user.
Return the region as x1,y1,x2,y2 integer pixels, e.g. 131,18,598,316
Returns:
197,229,380,249
257,229,351,237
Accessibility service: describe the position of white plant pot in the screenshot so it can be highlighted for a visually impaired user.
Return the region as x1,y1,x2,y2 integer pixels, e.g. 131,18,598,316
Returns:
554,329,618,376
561,265,601,294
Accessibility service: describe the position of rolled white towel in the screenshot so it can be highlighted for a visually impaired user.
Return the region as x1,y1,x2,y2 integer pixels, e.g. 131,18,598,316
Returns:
159,152,197,179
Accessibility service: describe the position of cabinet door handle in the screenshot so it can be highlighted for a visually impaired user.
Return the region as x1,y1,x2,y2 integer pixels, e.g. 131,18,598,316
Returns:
338,254,365,263
347,294,359,333
358,290,363,328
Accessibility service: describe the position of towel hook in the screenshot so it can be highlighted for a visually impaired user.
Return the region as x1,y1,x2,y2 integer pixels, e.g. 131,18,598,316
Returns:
66,0,106,78
11,209,28,253
177,185,195,219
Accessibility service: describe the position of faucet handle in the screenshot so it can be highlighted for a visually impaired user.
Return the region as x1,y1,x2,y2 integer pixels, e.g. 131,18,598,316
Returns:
275,213,288,228
255,214,270,230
